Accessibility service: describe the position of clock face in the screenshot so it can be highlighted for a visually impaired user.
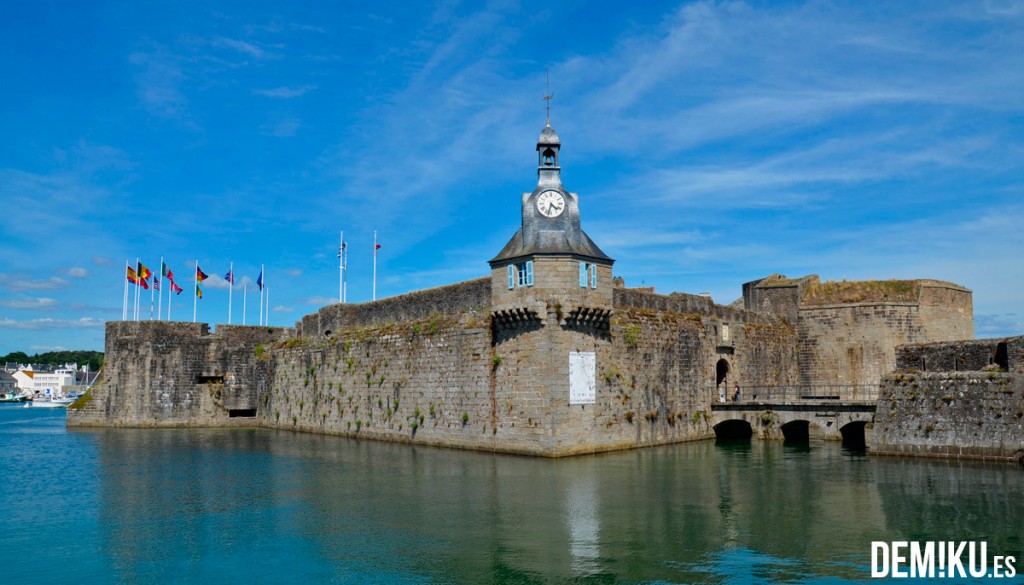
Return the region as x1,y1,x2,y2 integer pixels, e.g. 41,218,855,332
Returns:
536,190,565,218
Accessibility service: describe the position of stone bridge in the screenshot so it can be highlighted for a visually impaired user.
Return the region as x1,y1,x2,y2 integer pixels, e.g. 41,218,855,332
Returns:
708,385,878,447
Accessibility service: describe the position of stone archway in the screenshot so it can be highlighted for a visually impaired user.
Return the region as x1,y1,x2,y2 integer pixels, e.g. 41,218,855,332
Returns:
781,420,810,443
840,421,868,450
713,419,752,442
715,359,730,402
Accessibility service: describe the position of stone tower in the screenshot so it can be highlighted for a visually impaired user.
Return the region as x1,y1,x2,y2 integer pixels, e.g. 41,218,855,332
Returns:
489,121,614,317
489,122,616,452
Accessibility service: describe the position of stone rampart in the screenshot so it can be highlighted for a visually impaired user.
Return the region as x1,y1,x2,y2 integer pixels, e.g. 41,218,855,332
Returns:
256,287,800,456
300,278,490,337
796,282,972,386
614,287,756,322
261,307,502,450
896,336,1020,373
873,371,1024,462
68,321,289,427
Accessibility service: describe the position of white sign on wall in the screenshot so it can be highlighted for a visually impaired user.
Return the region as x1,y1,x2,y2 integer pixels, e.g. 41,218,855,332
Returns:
569,351,596,405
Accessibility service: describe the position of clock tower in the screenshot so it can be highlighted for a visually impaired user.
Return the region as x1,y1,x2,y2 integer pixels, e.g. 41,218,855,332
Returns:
488,122,615,452
489,121,614,320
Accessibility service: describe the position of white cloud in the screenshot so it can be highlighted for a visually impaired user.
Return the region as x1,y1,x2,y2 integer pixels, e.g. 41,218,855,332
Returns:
210,36,270,59
61,267,88,278
272,305,294,313
204,274,231,290
0,317,104,330
30,345,67,352
0,275,70,292
253,85,317,98
0,298,59,310
306,296,336,306
975,313,1024,338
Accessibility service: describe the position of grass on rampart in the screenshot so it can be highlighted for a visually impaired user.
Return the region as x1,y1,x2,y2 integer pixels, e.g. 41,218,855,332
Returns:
801,279,919,305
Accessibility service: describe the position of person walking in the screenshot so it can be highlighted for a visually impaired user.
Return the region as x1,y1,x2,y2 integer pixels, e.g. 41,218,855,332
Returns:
733,382,741,402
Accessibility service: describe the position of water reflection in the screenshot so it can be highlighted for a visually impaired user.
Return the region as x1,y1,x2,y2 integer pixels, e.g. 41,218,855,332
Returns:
81,428,1024,584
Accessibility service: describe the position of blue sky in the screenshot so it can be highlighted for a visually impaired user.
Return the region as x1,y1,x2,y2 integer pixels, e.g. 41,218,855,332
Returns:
1,0,1022,355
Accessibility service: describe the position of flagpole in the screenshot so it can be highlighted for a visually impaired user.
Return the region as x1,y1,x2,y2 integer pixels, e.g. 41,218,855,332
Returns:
228,261,233,325
168,279,173,321
157,257,163,320
342,228,346,305
193,259,198,323
134,257,140,321
259,264,264,326
242,282,247,326
265,286,270,326
149,260,156,320
372,230,377,301
122,260,129,321
343,239,347,303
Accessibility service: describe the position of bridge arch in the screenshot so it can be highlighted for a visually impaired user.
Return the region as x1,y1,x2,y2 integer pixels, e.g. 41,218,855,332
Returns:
781,420,810,443
713,419,752,442
840,421,868,450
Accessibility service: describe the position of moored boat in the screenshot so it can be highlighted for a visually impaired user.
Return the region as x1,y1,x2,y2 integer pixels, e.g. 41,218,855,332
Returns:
0,391,31,403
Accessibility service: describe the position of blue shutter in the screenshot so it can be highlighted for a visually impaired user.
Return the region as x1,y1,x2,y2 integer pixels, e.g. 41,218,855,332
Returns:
591,264,598,289
579,262,587,287
507,265,515,289
526,260,534,286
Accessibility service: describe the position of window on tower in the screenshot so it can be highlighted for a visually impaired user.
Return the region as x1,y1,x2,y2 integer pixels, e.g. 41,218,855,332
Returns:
579,262,598,289
508,261,534,289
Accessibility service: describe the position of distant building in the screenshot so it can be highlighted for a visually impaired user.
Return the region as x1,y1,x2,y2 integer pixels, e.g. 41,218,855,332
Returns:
0,372,16,394
12,368,77,396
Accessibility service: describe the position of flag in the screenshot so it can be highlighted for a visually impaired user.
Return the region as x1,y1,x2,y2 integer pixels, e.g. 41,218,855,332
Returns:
153,275,160,291
138,263,152,281
126,266,140,284
196,265,209,282
375,243,382,250
171,281,184,295
256,268,263,291
224,270,234,284
162,262,174,282
139,277,149,290
196,285,203,299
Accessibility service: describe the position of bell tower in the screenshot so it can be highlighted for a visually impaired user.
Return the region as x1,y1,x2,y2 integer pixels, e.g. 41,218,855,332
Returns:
488,121,615,452
489,121,614,320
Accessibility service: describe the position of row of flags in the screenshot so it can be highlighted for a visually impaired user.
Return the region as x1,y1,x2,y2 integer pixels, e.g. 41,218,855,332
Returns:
123,259,268,325
127,262,184,295
120,231,382,325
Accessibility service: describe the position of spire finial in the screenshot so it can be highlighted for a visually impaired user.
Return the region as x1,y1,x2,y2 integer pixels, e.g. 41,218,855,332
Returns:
542,67,554,125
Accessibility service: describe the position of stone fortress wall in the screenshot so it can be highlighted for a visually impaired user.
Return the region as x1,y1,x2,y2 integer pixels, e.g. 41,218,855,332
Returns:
68,321,288,427
872,336,1024,462
71,277,798,456
744,275,973,387
68,121,995,459
68,273,982,457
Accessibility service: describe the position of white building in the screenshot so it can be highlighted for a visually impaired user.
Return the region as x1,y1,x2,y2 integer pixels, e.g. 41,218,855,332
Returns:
12,368,77,396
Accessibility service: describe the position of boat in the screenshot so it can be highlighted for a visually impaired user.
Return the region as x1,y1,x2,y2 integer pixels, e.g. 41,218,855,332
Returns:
28,396,75,408
0,391,31,403
27,390,77,408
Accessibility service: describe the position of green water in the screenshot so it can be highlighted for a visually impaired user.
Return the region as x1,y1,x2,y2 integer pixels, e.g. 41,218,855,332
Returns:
1,406,1021,583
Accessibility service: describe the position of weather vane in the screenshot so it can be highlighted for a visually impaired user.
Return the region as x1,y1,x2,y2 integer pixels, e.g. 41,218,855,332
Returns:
542,67,554,124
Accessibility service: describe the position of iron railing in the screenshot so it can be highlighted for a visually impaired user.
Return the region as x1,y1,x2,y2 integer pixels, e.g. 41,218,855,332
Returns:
714,384,880,403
